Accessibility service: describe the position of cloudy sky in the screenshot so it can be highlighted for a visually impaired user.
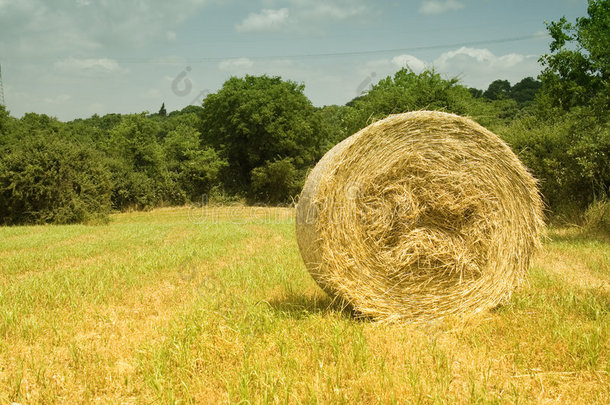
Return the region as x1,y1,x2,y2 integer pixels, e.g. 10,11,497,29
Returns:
0,0,588,120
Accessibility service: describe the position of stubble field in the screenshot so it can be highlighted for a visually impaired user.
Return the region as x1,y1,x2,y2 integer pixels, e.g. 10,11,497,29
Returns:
0,206,608,404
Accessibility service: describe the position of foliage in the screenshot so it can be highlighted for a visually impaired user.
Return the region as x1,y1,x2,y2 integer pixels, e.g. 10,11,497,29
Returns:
0,132,112,224
158,103,167,117
468,87,483,98
482,77,541,105
0,1,607,223
508,0,610,218
315,104,353,149
0,105,230,223
483,79,511,100
250,158,301,204
583,198,610,234
106,114,174,209
500,110,609,216
345,68,476,133
538,0,610,116
510,77,542,104
163,124,227,202
200,75,323,201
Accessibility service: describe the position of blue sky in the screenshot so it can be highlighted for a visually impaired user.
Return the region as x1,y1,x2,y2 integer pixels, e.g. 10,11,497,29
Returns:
0,0,589,120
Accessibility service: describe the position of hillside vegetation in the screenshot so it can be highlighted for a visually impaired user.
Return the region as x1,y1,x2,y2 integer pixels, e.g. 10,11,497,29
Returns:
1,1,608,225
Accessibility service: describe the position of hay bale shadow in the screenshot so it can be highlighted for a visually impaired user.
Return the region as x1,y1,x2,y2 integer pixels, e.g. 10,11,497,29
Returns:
267,292,370,321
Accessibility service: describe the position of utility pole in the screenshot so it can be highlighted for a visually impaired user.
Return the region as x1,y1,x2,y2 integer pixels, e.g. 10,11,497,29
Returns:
0,63,5,106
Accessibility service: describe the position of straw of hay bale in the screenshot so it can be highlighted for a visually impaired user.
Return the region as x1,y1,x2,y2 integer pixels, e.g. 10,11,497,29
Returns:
295,111,544,322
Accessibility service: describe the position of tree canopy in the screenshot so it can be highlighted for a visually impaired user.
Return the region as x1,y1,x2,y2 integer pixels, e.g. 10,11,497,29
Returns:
0,129,112,224
200,75,323,201
0,2,608,224
538,0,610,115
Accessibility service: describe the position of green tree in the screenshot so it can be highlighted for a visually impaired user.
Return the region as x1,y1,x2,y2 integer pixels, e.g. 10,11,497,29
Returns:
315,104,353,150
483,79,511,100
15,112,63,137
538,0,610,115
158,102,167,117
0,105,15,146
88,113,123,132
519,0,610,217
107,114,174,209
345,68,476,134
0,133,112,224
510,77,542,104
159,108,203,143
468,87,484,98
173,105,204,117
163,123,227,201
501,111,609,215
250,157,300,204
200,75,323,201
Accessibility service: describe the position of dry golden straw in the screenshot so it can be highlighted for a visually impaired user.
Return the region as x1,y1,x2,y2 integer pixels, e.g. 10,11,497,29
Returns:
296,111,544,322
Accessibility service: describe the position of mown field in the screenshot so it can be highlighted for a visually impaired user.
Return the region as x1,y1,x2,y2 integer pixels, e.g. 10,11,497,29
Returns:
0,206,608,404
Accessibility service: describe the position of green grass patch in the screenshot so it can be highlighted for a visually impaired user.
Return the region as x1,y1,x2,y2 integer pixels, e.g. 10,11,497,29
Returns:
0,207,608,403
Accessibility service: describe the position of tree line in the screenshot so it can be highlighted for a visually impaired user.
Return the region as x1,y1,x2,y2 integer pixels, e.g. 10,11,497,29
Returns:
0,0,608,225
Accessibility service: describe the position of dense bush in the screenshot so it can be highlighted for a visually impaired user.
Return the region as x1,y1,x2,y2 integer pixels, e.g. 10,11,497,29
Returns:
163,124,227,202
499,109,609,216
315,104,352,151
105,114,174,210
0,133,112,224
0,3,607,224
0,107,227,223
200,75,323,201
250,158,301,204
583,199,610,234
345,68,477,134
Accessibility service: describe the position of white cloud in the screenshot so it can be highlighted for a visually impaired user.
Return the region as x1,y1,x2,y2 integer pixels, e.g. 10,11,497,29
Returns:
432,47,540,88
299,2,368,20
43,94,71,104
435,46,531,71
0,0,211,56
357,47,540,93
419,0,465,15
235,1,372,34
219,57,255,71
436,47,495,64
392,55,427,73
236,8,289,32
54,58,126,75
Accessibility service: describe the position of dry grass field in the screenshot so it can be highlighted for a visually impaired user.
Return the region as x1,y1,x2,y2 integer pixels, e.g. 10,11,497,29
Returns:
0,206,608,404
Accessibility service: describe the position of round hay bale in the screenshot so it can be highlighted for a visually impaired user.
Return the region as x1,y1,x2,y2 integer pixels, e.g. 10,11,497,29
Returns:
295,111,544,322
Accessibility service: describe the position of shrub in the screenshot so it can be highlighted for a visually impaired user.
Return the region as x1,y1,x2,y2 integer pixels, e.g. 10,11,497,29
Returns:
583,199,610,235
345,68,477,134
0,134,112,224
200,75,323,199
250,158,301,204
106,114,174,210
163,124,227,202
499,109,609,216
